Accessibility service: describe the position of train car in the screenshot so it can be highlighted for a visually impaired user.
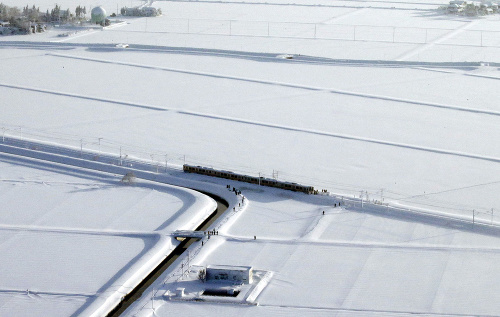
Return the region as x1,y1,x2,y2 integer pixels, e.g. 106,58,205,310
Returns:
183,164,314,194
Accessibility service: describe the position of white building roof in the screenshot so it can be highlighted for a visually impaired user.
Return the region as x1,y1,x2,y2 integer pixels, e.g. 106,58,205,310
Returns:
207,265,252,271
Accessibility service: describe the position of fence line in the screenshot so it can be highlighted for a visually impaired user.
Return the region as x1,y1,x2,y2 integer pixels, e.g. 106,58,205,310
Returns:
337,193,497,226
145,18,500,48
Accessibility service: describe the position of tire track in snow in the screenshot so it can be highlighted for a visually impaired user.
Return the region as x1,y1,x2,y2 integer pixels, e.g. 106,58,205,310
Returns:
47,53,500,117
1,82,500,164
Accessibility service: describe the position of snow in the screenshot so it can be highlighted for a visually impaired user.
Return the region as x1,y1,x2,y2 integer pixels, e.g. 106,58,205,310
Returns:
129,186,500,316
0,154,216,316
1,49,498,215
1,0,500,315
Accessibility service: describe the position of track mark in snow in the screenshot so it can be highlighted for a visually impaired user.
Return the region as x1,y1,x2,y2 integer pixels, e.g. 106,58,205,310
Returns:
47,53,500,118
0,288,95,298
300,213,323,239
0,223,160,238
319,8,367,24
0,179,109,187
415,66,500,81
146,0,431,11
224,235,500,253
50,30,99,43
397,180,500,202
0,82,167,112
180,111,500,164
426,250,453,312
300,208,343,240
257,303,498,317
395,20,480,61
1,82,499,164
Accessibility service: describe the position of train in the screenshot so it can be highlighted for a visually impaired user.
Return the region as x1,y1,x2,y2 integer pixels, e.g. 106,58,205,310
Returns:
183,164,315,194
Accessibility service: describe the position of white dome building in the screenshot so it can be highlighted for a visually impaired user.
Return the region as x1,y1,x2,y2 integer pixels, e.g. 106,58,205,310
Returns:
91,6,107,24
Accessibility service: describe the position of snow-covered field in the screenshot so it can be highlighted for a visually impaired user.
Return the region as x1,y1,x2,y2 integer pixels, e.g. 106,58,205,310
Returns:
1,0,500,315
1,0,499,217
128,177,500,317
0,153,216,316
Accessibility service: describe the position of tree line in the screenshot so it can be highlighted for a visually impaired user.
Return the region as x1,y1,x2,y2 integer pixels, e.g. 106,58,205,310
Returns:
0,3,88,26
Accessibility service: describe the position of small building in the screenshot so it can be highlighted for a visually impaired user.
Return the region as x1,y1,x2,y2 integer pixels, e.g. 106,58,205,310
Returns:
141,6,160,16
447,0,467,13
206,265,253,284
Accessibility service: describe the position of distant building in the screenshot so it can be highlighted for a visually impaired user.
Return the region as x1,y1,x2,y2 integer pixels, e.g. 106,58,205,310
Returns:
206,265,253,284
141,6,160,16
0,21,9,34
122,6,161,17
447,0,466,13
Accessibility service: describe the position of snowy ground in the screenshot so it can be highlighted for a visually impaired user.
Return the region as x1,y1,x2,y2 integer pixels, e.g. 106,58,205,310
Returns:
0,153,216,316
1,0,499,218
128,176,500,317
1,0,499,315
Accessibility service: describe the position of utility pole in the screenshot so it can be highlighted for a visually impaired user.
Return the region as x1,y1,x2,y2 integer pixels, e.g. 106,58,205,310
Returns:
2,127,5,142
165,154,168,172
80,139,83,157
360,191,364,208
119,146,122,166
473,209,475,225
272,170,278,180
258,172,261,186
151,288,154,310
98,137,103,156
